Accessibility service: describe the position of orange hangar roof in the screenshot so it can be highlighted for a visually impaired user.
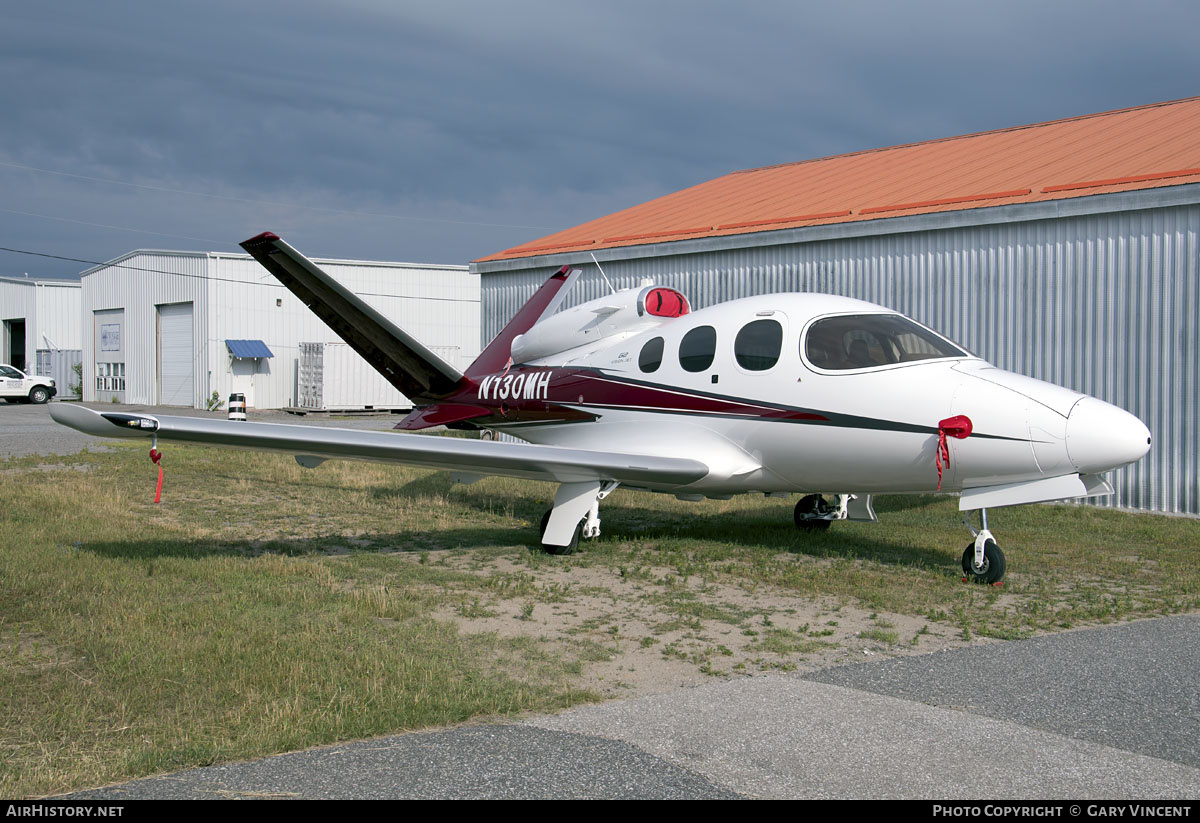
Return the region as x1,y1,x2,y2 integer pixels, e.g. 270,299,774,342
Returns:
477,97,1200,263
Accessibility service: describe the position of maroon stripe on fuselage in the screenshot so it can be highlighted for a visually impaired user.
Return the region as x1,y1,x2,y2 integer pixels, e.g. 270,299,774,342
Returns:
450,366,1022,442
576,372,828,421
457,366,829,427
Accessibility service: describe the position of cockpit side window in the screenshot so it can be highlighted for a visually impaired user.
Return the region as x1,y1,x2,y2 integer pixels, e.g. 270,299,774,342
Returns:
734,319,783,371
679,325,717,372
638,336,665,373
804,314,965,370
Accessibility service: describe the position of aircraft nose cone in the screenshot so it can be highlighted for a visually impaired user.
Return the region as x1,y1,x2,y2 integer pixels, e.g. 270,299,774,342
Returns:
1065,397,1151,474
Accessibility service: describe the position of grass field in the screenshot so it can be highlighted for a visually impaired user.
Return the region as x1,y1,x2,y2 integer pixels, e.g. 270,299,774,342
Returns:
2,441,1198,797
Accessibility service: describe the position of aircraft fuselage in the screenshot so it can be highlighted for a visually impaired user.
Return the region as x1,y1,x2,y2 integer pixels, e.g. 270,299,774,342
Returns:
458,292,1150,499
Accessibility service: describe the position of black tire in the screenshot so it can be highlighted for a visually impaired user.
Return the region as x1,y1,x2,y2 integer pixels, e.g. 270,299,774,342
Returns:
794,494,833,531
961,539,1006,584
539,509,580,555
28,387,50,405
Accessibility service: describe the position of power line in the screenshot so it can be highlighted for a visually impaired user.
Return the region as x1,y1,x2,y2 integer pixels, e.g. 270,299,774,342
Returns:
0,159,556,231
0,206,230,246
0,244,475,303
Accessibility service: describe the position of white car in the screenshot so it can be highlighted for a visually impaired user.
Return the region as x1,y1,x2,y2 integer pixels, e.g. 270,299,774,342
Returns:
0,364,57,404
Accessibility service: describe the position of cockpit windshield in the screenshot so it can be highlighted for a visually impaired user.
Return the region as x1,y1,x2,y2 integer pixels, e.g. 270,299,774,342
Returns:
804,313,966,371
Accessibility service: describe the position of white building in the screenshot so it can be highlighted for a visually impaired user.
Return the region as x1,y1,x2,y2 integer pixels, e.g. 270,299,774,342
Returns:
0,276,83,396
81,250,478,409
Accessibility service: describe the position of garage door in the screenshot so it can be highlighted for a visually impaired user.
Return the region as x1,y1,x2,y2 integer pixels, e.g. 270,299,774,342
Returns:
157,303,194,406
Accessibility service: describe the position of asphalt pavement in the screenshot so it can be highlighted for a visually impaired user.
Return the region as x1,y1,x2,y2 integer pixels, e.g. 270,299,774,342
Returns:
10,401,1200,800
53,615,1200,800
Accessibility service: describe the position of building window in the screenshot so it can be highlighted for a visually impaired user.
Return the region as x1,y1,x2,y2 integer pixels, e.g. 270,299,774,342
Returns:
679,326,717,373
96,362,125,392
734,319,783,371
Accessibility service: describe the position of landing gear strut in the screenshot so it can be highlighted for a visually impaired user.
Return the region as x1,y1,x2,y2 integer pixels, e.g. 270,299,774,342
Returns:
961,508,1006,584
539,480,619,555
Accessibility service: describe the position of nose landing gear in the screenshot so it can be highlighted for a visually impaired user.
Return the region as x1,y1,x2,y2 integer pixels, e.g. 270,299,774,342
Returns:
961,508,1006,584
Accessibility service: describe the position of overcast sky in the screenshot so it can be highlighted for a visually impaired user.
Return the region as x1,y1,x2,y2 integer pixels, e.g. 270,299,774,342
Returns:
2,0,1197,280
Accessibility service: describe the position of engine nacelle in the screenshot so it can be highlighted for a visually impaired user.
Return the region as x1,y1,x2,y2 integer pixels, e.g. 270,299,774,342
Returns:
511,284,689,363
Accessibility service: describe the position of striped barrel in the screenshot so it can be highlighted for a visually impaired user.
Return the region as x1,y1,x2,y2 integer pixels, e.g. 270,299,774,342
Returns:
228,393,247,422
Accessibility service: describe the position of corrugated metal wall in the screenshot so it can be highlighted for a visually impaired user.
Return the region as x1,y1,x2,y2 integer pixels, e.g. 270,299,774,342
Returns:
479,204,1199,515
204,255,479,410
82,253,208,404
35,349,82,399
34,281,82,350
0,278,79,369
82,251,480,410
0,278,36,368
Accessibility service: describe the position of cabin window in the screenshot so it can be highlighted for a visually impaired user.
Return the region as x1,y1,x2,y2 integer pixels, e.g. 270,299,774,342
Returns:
638,337,665,373
679,326,717,372
804,314,966,371
734,319,783,371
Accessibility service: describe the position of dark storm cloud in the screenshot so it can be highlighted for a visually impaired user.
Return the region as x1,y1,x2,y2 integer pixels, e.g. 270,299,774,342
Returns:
1,0,1197,278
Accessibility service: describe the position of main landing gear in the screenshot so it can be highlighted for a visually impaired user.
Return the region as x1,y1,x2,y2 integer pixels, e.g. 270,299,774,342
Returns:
538,480,619,555
961,508,1006,585
539,508,586,555
793,494,834,531
793,493,878,530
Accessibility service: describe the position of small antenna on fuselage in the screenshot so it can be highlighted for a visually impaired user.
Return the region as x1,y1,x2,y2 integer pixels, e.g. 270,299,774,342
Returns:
589,252,617,295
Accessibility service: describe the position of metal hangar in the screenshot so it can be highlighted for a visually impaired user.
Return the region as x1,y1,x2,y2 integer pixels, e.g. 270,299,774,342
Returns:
472,97,1200,515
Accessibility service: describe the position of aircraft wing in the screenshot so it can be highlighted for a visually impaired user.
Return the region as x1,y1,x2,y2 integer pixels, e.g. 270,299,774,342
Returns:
49,404,708,487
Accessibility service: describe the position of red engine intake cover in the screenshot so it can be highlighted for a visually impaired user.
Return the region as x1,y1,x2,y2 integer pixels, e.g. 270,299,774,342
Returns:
641,287,690,318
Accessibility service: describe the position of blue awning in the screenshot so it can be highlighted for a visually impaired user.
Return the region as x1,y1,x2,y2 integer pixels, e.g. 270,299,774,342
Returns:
225,339,274,359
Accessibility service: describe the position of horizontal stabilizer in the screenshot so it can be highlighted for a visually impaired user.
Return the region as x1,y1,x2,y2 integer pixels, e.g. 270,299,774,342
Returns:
240,232,464,401
50,404,709,488
394,403,493,431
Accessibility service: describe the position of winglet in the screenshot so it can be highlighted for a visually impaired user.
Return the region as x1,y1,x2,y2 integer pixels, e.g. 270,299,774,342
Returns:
50,404,158,437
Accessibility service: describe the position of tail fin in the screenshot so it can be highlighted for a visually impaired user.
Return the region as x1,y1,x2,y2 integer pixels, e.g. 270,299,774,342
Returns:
240,233,465,401
464,265,580,377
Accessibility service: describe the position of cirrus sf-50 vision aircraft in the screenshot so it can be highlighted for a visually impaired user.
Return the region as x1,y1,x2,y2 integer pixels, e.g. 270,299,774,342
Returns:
52,233,1152,584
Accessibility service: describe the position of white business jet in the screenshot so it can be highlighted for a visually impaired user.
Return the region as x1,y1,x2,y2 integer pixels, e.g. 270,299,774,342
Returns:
51,233,1151,584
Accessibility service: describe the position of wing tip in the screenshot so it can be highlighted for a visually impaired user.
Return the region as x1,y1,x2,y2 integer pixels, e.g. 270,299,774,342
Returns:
242,231,280,246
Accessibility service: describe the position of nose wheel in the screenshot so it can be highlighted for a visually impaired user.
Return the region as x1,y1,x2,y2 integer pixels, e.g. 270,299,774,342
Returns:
961,509,1006,584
